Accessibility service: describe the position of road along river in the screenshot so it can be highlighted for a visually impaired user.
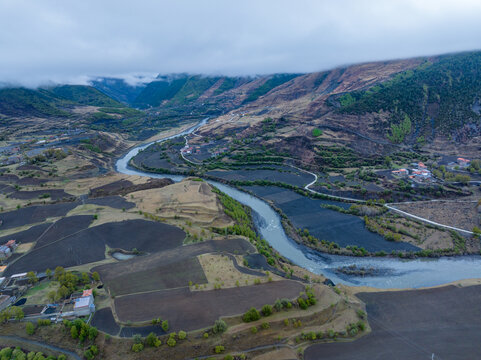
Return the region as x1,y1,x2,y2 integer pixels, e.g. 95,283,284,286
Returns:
116,119,481,289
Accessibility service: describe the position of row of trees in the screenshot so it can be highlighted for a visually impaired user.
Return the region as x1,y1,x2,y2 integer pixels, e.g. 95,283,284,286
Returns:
0,348,66,360
242,291,316,323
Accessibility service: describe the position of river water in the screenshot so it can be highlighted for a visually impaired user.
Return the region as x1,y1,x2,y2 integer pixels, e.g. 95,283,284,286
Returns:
116,119,481,289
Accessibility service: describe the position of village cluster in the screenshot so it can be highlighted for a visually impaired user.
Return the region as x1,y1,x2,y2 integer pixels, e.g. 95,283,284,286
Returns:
391,157,471,183
181,143,229,157
0,128,85,165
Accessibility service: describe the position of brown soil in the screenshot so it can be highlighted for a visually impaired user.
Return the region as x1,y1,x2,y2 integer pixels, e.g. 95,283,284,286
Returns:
114,280,305,329
393,200,479,232
89,178,173,198
304,284,481,360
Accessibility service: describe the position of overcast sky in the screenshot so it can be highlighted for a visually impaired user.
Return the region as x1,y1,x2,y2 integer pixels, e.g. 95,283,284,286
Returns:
1,0,481,87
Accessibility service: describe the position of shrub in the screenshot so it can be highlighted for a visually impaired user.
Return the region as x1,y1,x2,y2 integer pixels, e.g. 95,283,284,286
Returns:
131,343,144,352
215,345,225,354
242,307,261,322
274,299,282,311
161,320,169,331
261,322,270,329
250,326,258,334
213,319,228,334
146,332,161,347
357,321,366,331
84,346,99,360
167,337,176,347
178,330,187,340
133,334,143,344
26,322,35,335
261,304,273,316
356,309,366,319
297,297,308,310
224,355,234,360
88,326,98,340
203,332,209,339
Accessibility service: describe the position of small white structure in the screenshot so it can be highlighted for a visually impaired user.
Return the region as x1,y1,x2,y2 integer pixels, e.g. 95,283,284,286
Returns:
457,158,470,167
73,294,95,317
10,272,27,279
392,168,409,177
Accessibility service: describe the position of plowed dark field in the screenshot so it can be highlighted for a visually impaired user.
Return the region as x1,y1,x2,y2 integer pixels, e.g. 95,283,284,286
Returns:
4,219,185,275
115,280,305,330
304,285,481,360
0,203,80,230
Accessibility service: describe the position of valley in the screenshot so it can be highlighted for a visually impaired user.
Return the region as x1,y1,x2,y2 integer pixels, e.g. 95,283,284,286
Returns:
1,51,481,360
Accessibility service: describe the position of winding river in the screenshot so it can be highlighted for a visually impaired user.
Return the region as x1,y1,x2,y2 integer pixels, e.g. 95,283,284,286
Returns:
116,119,481,289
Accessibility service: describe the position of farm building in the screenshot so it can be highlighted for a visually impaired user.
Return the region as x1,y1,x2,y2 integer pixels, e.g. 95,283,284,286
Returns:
73,293,95,316
5,240,17,250
0,245,11,259
457,158,470,167
392,169,409,177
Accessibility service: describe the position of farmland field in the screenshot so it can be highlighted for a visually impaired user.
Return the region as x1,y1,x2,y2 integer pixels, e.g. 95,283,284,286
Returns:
304,284,481,360
206,165,314,187
0,202,80,230
94,238,254,295
114,280,305,330
95,238,254,280
34,215,93,248
103,256,207,296
4,219,185,275
244,185,420,252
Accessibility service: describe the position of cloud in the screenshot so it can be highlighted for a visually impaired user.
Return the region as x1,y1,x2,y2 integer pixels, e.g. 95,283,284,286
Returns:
0,0,480,87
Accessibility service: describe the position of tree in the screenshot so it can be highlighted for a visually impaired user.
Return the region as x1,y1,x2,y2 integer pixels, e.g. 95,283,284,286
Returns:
473,226,481,237
454,174,471,185
81,272,90,284
242,308,260,322
47,291,57,303
161,320,169,331
133,334,143,344
167,337,176,347
54,266,65,280
71,326,78,339
57,285,69,300
131,344,144,353
213,319,227,334
261,304,273,316
146,332,161,347
88,326,98,340
297,297,308,310
178,330,187,340
26,322,35,335
26,271,38,284
45,268,52,279
91,272,100,282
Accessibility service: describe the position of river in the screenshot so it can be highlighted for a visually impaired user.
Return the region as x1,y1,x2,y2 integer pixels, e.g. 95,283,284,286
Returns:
116,119,481,289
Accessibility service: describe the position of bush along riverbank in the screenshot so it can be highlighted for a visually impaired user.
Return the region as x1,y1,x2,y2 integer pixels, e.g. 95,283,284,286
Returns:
209,186,303,278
